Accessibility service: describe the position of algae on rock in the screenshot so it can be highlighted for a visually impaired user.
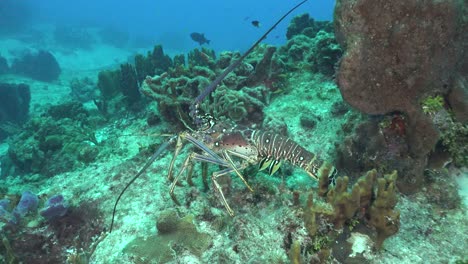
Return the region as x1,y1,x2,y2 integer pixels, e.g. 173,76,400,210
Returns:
123,210,212,263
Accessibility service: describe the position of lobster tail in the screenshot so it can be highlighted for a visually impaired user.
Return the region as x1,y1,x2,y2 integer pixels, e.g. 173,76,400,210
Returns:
252,131,336,183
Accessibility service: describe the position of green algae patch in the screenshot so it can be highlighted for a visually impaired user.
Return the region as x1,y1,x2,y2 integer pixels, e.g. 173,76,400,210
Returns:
123,210,212,263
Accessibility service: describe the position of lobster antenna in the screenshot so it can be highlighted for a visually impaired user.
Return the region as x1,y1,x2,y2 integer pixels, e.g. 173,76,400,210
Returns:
190,0,309,123
110,137,175,232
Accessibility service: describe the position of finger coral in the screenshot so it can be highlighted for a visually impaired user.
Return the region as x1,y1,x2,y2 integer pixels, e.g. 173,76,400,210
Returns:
303,169,399,252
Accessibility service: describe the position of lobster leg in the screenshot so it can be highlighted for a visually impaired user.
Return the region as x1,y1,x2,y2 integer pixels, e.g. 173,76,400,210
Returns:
168,133,185,182
169,153,193,205
169,133,231,207
222,150,254,192
170,134,261,215
210,157,255,216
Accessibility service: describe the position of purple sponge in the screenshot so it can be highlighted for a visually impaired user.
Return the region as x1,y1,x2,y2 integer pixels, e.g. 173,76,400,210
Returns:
40,194,69,220
1,198,18,225
0,199,10,210
13,191,38,217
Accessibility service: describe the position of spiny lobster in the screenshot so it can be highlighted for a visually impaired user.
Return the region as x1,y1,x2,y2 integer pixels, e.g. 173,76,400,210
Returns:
109,0,336,232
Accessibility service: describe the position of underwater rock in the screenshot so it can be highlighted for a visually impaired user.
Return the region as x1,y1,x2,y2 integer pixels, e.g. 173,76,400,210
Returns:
447,75,468,123
334,117,429,194
53,26,95,49
70,77,99,103
46,101,89,121
334,0,467,158
98,27,130,48
10,50,61,82
300,113,321,130
0,82,30,140
0,54,8,74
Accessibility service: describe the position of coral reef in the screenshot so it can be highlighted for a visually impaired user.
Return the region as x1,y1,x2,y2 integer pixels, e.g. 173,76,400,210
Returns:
333,15,468,187
4,102,101,177
96,45,175,111
279,28,342,77
188,47,216,68
140,44,281,128
97,64,141,112
10,50,61,82
334,0,467,159
286,13,333,40
134,44,173,80
1,198,105,264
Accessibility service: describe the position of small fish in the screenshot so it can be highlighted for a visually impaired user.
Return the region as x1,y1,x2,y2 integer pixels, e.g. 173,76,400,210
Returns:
190,32,210,45
251,20,261,28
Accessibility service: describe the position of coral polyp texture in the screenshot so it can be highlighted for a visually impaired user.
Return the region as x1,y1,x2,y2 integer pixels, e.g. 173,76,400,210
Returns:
334,0,467,157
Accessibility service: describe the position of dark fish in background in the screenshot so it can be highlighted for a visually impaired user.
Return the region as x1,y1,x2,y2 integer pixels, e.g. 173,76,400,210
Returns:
190,32,210,45
251,20,260,28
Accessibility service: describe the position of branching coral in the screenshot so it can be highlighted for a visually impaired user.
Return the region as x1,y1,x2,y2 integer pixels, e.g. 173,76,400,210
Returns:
367,171,400,248
303,169,400,253
139,43,283,128
326,176,360,228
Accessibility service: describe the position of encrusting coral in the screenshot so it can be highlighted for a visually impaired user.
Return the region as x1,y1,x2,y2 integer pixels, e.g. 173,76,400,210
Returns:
334,0,467,159
123,209,212,263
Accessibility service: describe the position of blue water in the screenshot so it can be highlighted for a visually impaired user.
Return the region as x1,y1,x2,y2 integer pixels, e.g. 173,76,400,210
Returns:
9,0,334,53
